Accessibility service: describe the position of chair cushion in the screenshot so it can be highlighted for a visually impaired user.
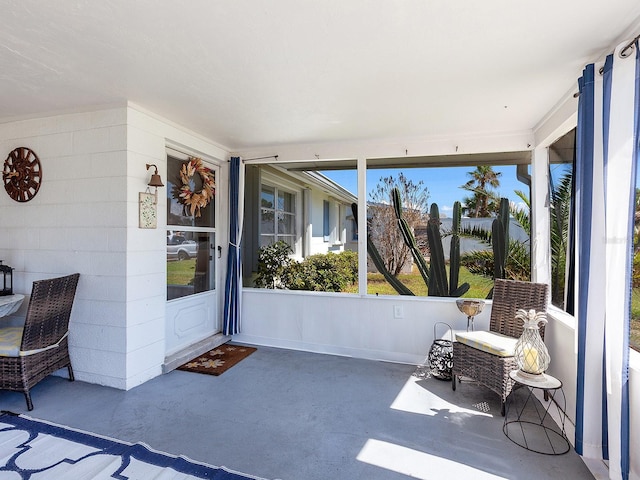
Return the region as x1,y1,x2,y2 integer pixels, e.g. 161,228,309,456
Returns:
0,327,24,357
455,330,517,357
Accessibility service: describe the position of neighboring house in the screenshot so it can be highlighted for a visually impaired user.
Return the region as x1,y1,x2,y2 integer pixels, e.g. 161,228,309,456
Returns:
363,209,528,270
243,165,357,279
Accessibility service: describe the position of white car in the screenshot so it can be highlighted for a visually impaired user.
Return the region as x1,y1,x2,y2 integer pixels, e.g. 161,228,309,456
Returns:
167,235,198,260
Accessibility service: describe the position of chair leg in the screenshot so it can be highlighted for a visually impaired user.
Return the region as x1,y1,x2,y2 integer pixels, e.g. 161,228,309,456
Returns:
67,364,75,382
25,392,33,411
452,374,456,391
501,401,506,417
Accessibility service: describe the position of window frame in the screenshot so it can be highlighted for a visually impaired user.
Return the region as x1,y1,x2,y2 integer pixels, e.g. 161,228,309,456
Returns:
259,171,302,257
165,152,219,301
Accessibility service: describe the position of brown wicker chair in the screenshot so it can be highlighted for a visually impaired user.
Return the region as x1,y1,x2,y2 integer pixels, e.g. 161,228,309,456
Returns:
0,273,80,410
452,278,548,416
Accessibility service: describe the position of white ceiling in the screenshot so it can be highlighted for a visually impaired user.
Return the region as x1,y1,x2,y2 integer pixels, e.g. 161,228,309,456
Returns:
1,1,640,151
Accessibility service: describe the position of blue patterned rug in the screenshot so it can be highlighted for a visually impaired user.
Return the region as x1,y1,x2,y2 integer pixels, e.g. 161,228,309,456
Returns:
0,411,272,479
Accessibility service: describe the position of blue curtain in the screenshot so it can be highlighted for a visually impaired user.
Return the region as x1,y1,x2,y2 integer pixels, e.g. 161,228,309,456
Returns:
223,156,244,335
574,39,637,480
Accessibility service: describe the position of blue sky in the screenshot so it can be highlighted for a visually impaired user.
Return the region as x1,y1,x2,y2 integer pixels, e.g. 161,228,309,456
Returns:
321,164,571,216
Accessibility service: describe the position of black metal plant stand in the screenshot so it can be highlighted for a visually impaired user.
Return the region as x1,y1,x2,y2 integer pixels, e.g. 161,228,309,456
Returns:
503,370,570,455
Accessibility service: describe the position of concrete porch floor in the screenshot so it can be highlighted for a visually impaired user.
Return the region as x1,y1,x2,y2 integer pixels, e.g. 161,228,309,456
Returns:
0,345,595,480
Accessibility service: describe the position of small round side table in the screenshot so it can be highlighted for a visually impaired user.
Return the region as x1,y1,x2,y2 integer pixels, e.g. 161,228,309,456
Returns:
503,370,570,455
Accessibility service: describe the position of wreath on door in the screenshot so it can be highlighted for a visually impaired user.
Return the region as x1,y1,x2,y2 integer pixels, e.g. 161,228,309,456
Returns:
177,157,215,217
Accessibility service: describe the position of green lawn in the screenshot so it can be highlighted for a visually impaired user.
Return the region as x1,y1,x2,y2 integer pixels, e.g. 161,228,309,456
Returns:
342,266,494,299
344,270,640,352
167,259,196,285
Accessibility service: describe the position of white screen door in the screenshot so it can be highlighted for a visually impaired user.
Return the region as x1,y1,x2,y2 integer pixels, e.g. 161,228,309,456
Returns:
165,154,220,356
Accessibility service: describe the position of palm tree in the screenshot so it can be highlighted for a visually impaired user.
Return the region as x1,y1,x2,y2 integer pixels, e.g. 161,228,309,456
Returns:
462,190,501,217
505,172,572,306
460,171,573,305
461,166,502,217
549,171,572,307
459,196,531,283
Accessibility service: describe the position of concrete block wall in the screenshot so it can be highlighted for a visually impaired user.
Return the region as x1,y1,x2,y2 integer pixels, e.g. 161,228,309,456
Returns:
123,105,230,388
0,108,130,387
236,289,492,364
0,104,231,390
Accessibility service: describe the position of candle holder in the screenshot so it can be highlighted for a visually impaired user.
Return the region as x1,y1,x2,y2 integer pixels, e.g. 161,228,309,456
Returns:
456,299,485,331
513,309,551,382
428,322,454,381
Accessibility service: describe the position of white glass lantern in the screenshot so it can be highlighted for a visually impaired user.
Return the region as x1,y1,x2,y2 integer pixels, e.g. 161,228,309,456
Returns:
513,309,550,376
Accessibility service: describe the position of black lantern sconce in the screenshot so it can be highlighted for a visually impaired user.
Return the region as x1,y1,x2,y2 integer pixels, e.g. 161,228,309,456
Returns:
0,261,13,296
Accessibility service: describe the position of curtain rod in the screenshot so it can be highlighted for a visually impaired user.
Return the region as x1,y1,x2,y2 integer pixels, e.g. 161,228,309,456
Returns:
620,33,640,58
620,35,640,58
573,33,639,98
229,155,279,163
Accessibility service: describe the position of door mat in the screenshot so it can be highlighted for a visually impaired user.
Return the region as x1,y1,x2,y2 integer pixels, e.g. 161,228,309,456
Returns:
178,344,257,376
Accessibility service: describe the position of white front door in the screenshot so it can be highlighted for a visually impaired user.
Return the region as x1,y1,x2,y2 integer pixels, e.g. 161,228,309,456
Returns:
164,155,220,357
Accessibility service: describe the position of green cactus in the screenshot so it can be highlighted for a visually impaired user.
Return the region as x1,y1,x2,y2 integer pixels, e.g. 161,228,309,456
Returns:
391,188,430,286
426,203,470,297
459,197,519,298
492,197,510,280
426,203,449,296
350,203,414,296
392,189,469,297
449,201,462,295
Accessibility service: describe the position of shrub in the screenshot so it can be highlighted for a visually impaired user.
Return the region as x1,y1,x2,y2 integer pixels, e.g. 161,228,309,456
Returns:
460,240,530,282
288,251,358,292
255,244,358,292
254,241,294,289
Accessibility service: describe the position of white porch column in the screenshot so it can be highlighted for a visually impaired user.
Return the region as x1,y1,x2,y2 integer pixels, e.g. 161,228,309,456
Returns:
357,156,368,295
531,146,551,285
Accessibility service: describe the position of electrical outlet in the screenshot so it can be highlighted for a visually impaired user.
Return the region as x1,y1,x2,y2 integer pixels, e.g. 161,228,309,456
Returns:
393,305,403,319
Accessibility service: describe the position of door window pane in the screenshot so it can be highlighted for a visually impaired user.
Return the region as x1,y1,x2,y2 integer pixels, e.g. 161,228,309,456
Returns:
167,231,215,300
166,155,217,301
167,156,215,228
